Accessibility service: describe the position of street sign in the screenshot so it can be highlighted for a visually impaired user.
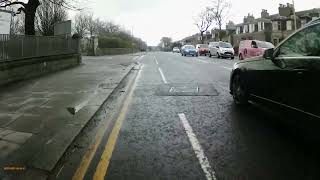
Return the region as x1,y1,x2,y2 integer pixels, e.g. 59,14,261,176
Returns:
0,10,12,34
54,20,72,36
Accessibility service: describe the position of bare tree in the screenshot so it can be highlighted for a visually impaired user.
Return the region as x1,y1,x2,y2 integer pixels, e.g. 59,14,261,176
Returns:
105,21,120,33
212,0,231,40
74,12,89,37
0,0,81,35
194,7,215,44
94,19,121,36
11,14,25,35
86,12,96,37
159,37,172,51
36,0,67,36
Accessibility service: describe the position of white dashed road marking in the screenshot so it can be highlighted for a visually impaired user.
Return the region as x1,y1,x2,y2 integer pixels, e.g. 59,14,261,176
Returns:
178,113,217,180
197,59,209,63
158,67,168,84
222,66,232,70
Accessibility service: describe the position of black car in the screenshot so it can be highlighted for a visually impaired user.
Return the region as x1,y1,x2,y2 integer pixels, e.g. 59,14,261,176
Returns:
230,19,320,119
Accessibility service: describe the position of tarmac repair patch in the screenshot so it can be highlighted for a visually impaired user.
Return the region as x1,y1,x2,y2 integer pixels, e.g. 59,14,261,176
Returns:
156,83,219,96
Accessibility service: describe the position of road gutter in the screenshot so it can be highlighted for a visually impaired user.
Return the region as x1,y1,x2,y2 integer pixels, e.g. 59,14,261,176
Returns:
71,63,143,180
92,64,143,180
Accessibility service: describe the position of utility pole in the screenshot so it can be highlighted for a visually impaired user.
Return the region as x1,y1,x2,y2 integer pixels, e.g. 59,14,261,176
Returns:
292,0,297,30
131,26,134,55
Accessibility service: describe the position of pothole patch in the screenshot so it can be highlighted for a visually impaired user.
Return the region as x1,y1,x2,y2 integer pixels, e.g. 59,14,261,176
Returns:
156,83,219,96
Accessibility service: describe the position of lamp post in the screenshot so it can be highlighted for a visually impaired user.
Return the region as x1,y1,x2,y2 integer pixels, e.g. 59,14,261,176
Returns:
292,0,297,30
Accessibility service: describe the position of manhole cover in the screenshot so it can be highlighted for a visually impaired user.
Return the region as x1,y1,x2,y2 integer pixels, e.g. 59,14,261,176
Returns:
156,83,219,96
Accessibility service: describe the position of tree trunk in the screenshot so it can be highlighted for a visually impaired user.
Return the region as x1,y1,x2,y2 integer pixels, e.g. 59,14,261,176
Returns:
218,23,222,41
201,32,204,44
24,0,40,35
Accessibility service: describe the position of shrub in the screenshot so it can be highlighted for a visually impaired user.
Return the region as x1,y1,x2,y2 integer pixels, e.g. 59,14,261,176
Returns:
98,37,132,48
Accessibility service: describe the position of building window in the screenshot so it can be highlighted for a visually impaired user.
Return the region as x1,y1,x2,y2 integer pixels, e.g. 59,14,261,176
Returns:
286,20,292,31
248,24,255,33
244,25,248,33
273,21,278,31
301,19,307,26
258,22,262,31
273,21,282,31
258,22,265,31
236,27,241,34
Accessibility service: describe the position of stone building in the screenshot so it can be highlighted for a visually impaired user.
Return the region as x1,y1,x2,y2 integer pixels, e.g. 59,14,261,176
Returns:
232,4,320,47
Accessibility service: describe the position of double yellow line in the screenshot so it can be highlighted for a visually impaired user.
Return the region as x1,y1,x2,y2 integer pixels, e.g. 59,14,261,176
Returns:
72,64,142,180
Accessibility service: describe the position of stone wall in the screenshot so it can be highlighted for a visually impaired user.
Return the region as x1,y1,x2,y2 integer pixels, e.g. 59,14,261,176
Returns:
0,54,81,86
96,48,140,56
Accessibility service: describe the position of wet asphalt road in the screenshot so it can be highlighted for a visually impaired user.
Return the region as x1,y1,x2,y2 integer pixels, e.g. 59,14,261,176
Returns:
54,52,320,180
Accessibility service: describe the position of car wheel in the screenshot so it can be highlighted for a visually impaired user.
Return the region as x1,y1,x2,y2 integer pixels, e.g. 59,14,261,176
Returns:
231,57,235,60
232,74,249,106
239,54,244,60
209,52,212,57
217,53,220,58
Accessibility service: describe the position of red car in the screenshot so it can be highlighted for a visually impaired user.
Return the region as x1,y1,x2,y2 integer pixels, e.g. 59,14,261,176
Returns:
196,44,209,56
238,40,274,60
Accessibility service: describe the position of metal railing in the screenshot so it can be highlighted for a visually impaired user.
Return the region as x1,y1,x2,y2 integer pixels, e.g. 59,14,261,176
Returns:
0,34,79,61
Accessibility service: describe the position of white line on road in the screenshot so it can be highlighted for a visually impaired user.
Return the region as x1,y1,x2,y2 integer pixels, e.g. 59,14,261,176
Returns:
155,59,159,65
199,60,209,63
158,67,168,84
139,55,145,60
178,113,217,180
222,66,232,70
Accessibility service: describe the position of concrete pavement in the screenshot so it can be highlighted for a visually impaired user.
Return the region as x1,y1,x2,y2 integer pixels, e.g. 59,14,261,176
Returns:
0,54,142,179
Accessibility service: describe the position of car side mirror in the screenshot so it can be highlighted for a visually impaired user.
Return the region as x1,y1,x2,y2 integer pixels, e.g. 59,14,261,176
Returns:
263,48,274,59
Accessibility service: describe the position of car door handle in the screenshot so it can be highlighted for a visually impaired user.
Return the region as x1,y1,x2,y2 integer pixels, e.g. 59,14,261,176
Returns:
291,68,307,75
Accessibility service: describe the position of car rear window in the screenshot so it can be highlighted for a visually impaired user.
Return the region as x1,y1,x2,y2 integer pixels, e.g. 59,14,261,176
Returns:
199,44,208,48
219,42,232,48
185,45,195,49
257,41,274,48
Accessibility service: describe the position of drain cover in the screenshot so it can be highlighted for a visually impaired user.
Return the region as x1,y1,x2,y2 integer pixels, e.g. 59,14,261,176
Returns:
156,83,219,96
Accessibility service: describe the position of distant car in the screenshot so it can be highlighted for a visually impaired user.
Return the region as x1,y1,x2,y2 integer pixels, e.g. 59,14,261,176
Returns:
196,44,209,56
229,20,320,120
238,40,274,60
209,41,235,59
181,45,198,57
172,47,180,53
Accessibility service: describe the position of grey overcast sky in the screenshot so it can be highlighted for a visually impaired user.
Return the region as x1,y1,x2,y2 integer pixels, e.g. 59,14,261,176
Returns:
76,0,320,46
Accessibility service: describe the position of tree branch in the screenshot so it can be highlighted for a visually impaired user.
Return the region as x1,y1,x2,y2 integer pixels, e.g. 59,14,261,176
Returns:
0,1,26,8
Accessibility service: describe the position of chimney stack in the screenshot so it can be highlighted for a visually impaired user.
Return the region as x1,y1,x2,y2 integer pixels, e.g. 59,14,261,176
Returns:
261,9,270,18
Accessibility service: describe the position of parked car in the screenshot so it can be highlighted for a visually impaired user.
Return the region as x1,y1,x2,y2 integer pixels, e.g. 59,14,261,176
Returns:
196,44,209,56
172,47,180,53
181,45,198,57
238,40,274,60
209,41,235,59
230,20,320,120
